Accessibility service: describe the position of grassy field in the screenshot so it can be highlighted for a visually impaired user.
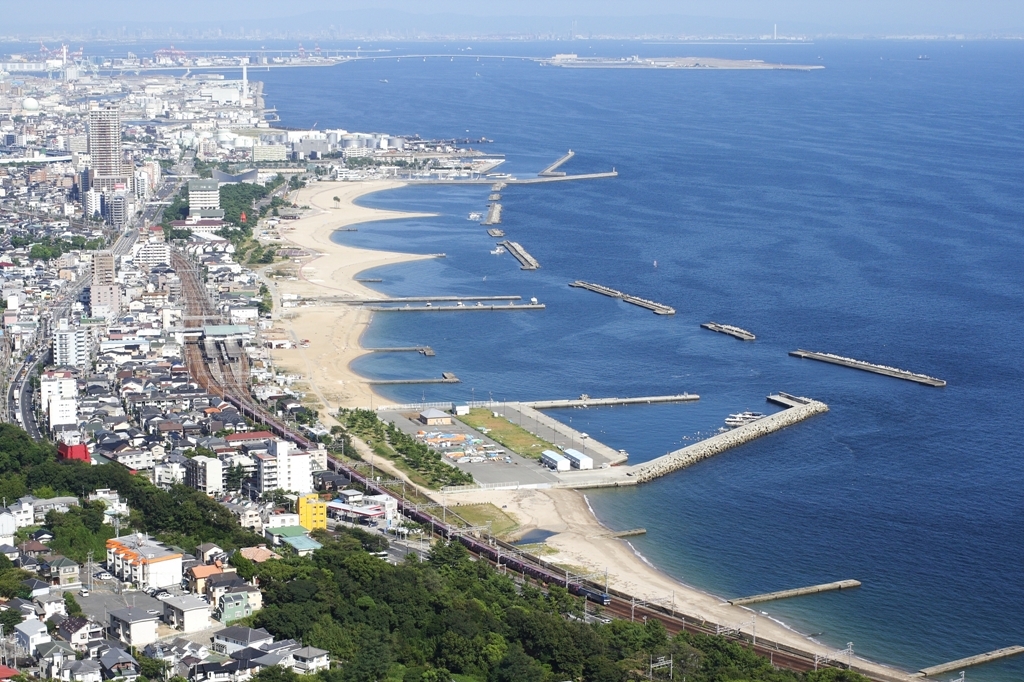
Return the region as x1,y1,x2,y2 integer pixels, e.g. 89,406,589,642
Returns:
458,408,557,460
452,503,520,538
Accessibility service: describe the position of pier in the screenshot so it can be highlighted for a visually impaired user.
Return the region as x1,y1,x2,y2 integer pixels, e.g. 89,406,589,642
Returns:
368,373,460,385
366,302,545,312
512,171,617,184
914,646,1024,677
366,346,436,356
539,150,575,176
500,241,540,270
570,280,675,315
355,277,383,283
629,394,828,484
492,401,630,466
523,394,699,409
482,203,502,225
790,349,947,387
342,295,521,304
487,228,505,237
728,580,861,606
701,322,756,341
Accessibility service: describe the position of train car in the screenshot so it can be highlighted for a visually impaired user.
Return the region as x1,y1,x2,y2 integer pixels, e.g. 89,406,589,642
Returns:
571,584,612,605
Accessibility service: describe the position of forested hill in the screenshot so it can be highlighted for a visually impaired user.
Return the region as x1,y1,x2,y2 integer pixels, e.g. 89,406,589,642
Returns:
0,422,867,682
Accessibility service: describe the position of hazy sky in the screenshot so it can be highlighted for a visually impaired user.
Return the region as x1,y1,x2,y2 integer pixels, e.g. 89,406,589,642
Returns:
5,0,1024,35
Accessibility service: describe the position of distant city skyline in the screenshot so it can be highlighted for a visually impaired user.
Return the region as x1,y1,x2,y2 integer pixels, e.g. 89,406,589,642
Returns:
3,1,1023,38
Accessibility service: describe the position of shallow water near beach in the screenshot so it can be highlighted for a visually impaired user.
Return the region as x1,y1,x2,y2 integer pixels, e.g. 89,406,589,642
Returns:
258,40,1024,678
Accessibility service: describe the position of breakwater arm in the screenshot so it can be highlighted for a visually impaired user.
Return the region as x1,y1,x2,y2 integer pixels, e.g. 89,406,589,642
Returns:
631,395,828,483
570,280,675,315
523,394,698,409
482,203,502,225
790,349,946,387
501,241,540,270
728,580,861,606
914,646,1024,677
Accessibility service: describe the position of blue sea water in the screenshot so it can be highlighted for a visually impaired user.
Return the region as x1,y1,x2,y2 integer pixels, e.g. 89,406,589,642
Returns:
254,41,1024,678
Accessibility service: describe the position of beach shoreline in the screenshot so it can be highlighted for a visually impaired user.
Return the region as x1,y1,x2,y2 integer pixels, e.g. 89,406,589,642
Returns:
261,179,434,414
264,179,912,681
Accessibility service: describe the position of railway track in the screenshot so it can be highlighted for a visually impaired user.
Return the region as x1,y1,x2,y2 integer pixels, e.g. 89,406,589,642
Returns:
171,248,893,682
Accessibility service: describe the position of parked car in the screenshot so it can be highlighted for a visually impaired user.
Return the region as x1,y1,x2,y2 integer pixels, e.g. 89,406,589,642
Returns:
96,571,114,581
155,592,174,601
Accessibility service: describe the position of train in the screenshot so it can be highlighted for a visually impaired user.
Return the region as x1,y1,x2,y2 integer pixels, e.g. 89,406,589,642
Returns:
570,584,612,605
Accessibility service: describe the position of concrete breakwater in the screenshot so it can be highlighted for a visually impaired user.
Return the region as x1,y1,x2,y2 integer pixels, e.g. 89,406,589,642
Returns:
790,349,946,387
500,241,540,270
482,203,502,225
632,395,829,483
524,393,699,409
569,280,675,315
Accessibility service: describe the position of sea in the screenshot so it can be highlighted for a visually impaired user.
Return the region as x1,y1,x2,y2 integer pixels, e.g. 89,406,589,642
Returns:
163,39,1024,677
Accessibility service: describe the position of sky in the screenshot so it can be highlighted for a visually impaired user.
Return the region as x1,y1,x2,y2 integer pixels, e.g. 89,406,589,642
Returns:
4,1,1023,36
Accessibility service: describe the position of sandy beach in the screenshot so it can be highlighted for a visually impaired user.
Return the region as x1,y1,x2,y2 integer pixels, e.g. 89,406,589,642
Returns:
264,180,910,681
450,487,912,681
262,180,433,413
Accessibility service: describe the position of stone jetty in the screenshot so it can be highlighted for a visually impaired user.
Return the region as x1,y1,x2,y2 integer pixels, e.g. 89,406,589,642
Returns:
631,395,828,483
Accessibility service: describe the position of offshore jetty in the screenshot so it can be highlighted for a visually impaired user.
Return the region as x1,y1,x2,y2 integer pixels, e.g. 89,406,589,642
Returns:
728,580,861,606
481,203,502,225
629,393,828,484
702,322,756,341
570,280,675,315
500,241,540,270
790,349,947,387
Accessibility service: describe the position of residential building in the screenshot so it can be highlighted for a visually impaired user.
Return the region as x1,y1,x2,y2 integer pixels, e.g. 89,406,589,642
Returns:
106,536,183,589
49,397,78,429
211,626,273,655
297,493,326,531
108,608,160,647
162,595,211,633
254,440,311,495
42,556,80,587
212,591,254,625
290,647,330,675
59,659,103,682
15,619,51,655
88,102,132,193
185,455,223,495
40,371,77,412
57,616,104,651
54,325,91,369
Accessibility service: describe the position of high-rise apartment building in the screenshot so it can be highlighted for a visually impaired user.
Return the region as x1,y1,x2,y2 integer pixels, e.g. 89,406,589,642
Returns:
90,250,120,319
185,456,224,495
87,102,132,193
254,440,312,495
53,321,91,369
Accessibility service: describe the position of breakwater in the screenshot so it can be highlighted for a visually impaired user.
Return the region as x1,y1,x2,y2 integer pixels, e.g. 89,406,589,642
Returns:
487,228,505,237
366,302,545,312
482,203,502,225
790,349,946,387
540,150,575,176
915,646,1024,677
523,393,699,409
368,372,460,385
631,395,829,483
729,580,861,606
701,322,756,341
500,240,540,269
570,280,675,315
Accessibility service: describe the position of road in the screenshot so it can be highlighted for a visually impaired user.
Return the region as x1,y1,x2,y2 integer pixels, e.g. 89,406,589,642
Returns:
5,228,137,439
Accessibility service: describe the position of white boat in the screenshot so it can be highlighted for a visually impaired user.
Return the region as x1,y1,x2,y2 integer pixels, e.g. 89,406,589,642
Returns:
468,212,483,220
490,246,506,255
724,411,766,428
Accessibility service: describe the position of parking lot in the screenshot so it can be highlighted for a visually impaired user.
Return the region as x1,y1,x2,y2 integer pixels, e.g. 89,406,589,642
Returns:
380,409,559,486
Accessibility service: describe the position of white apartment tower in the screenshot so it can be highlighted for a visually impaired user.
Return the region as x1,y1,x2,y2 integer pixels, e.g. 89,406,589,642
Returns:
187,179,224,219
255,441,312,495
53,320,91,370
87,102,132,194
185,456,224,495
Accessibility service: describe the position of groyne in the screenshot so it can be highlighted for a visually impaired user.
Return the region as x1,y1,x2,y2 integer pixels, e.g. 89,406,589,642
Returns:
914,646,1024,677
729,580,861,606
790,349,946,387
569,280,675,315
368,372,460,385
500,241,540,270
631,395,828,483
